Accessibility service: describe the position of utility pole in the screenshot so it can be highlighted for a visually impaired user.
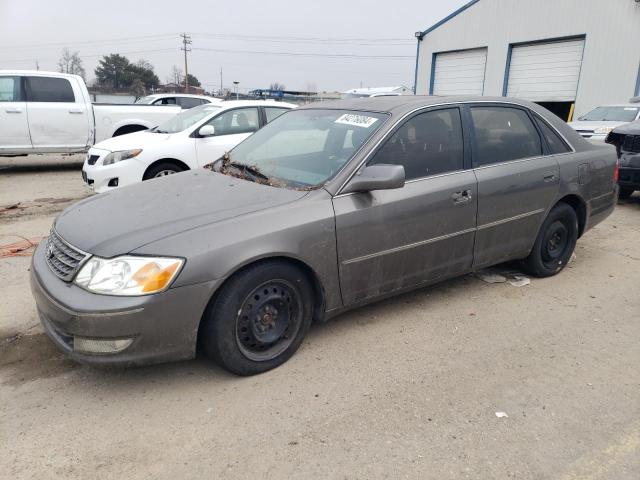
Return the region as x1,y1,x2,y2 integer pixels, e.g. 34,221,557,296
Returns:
220,67,223,92
35,60,39,71
180,33,192,93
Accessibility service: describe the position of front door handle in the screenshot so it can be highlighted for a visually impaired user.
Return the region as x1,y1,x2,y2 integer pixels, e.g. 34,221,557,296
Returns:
5,107,22,113
543,172,556,182
68,108,84,114
452,189,472,204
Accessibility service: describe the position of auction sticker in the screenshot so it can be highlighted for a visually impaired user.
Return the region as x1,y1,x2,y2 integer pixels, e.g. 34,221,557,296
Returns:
335,114,378,128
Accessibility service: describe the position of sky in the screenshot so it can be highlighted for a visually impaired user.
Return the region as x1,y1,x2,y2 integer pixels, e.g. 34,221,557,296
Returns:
0,0,468,93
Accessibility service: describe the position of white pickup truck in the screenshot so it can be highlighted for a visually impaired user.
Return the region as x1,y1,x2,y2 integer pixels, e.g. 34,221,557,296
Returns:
0,70,184,156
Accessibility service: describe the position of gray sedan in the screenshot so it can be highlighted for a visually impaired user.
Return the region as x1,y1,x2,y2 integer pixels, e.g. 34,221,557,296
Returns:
30,96,618,375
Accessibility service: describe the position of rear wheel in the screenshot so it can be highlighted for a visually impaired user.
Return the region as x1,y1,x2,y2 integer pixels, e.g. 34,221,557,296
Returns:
618,187,634,201
523,203,578,278
200,261,314,375
143,162,185,180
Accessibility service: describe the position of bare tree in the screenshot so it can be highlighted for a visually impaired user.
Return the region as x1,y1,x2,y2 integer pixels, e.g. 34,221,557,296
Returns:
169,65,184,89
58,48,86,79
305,82,318,93
269,82,285,91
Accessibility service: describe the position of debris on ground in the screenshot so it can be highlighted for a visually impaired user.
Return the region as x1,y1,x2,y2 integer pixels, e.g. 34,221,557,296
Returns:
475,272,507,283
475,268,531,287
0,236,46,259
495,411,509,418
507,275,530,287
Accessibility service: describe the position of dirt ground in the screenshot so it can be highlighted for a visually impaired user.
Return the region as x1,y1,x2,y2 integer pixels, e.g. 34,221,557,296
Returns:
1,156,639,479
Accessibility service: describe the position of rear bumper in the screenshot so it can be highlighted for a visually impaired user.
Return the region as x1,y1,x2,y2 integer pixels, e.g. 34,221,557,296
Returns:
30,241,219,367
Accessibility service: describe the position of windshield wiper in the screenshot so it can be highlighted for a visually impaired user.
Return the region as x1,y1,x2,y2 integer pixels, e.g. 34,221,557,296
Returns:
228,162,270,182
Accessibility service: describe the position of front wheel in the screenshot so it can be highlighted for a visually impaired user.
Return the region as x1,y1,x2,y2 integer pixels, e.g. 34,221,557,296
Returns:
523,203,578,278
200,261,314,375
143,162,185,180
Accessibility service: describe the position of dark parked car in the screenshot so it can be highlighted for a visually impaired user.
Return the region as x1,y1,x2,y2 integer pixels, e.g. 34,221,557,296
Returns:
31,96,618,375
606,120,640,199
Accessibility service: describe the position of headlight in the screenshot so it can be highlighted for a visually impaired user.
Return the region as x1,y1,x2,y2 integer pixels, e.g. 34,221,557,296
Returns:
594,127,614,135
74,256,183,295
103,149,143,165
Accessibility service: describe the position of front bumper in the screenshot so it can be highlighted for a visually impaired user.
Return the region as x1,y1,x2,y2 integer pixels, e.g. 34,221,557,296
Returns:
30,241,220,367
619,167,640,189
82,149,148,194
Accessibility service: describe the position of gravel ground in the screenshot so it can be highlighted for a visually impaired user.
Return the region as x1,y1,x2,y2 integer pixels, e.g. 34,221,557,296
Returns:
1,156,639,479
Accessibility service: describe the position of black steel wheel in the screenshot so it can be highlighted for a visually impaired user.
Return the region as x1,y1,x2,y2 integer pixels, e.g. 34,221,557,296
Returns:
618,187,634,201
523,202,578,278
200,261,314,375
235,279,303,362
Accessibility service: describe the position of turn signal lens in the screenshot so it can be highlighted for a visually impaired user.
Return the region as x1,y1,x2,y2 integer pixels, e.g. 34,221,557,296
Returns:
132,261,180,293
614,161,619,183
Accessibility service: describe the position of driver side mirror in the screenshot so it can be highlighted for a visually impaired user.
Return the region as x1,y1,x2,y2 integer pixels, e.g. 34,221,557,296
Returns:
198,125,216,137
341,164,405,194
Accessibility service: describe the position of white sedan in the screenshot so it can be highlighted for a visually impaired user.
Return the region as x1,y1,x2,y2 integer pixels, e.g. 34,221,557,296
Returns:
82,100,295,193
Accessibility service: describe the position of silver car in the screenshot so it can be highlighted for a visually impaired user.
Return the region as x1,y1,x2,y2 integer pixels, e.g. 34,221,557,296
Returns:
31,96,618,375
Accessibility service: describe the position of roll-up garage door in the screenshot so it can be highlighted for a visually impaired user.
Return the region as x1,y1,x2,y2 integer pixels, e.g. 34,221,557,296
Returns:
506,39,585,101
432,48,487,96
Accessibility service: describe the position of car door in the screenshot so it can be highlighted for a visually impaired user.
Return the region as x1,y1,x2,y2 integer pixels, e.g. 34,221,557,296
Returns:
468,104,560,268
25,76,90,150
333,106,477,305
194,107,260,166
0,75,32,153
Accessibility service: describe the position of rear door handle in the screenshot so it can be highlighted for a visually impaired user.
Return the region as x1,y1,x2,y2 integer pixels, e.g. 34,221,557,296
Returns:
68,108,84,114
5,107,22,113
543,172,556,182
452,189,472,204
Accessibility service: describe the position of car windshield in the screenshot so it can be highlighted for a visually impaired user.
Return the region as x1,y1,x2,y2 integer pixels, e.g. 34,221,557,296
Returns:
221,109,388,189
134,96,155,104
581,106,639,122
152,104,221,134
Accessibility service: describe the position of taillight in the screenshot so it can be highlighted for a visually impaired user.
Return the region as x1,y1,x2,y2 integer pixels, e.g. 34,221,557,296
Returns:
614,161,619,183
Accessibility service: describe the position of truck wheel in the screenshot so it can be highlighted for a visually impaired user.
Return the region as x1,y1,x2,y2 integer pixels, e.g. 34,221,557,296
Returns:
618,187,634,201
200,261,314,376
523,203,578,278
143,162,185,180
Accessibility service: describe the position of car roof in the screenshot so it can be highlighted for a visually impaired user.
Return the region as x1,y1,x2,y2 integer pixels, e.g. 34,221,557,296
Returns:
217,100,296,109
146,93,213,99
296,95,542,115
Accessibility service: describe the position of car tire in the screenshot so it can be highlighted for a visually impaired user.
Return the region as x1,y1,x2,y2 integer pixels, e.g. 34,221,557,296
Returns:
200,261,314,376
522,203,578,278
618,187,634,201
143,162,185,180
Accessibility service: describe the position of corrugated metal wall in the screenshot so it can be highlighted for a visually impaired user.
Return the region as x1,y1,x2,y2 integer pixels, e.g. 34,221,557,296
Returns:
415,0,640,116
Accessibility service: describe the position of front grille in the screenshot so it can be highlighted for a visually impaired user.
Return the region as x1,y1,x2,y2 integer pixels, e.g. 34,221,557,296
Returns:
87,154,99,165
44,230,88,281
622,135,640,153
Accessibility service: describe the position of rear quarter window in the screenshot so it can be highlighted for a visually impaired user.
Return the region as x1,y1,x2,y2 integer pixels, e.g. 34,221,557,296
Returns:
27,77,75,102
534,116,571,154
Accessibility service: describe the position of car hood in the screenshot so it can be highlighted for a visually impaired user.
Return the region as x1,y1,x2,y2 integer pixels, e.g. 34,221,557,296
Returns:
567,120,628,131
91,130,176,152
54,170,308,258
612,119,640,135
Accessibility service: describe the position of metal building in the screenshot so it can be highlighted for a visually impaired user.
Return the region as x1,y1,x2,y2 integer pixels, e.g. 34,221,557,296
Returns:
414,0,640,120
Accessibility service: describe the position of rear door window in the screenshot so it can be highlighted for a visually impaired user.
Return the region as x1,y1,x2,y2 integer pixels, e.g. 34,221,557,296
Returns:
470,106,542,166
534,116,571,154
0,76,23,102
154,97,177,105
26,77,75,102
370,107,464,180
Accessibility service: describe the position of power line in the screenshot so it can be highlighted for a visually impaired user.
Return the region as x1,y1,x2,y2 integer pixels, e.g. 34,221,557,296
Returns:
0,34,180,52
192,47,413,59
